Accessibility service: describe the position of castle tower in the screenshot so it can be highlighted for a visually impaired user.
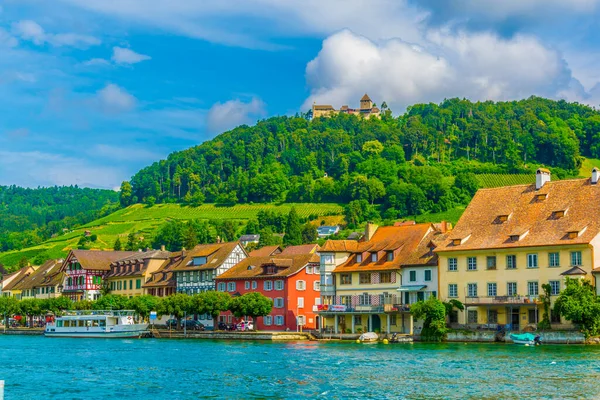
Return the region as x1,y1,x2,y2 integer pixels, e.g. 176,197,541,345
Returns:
360,93,373,110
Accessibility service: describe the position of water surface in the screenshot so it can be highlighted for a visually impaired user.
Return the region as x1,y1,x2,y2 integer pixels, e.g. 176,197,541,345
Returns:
1,336,599,399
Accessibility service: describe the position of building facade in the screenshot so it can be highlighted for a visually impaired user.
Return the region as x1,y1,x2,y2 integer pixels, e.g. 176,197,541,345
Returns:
437,169,600,330
105,250,171,297
216,246,321,331
1,266,36,298
312,94,381,119
12,259,64,300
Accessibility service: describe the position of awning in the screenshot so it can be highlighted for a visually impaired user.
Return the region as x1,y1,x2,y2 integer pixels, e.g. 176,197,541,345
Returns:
397,285,427,292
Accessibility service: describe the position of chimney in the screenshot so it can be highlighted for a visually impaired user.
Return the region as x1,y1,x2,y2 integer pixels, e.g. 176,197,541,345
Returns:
365,222,378,241
535,168,551,190
160,245,166,252
593,167,600,185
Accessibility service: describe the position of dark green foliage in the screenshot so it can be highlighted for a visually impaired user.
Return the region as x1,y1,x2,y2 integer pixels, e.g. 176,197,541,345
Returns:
344,200,379,228
228,292,273,330
0,185,118,253
113,237,122,251
538,284,552,331
301,223,317,243
152,219,213,251
411,296,448,341
554,278,600,337
283,207,302,246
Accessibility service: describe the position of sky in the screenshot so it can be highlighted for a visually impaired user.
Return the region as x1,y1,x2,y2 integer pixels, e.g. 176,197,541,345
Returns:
2,0,600,189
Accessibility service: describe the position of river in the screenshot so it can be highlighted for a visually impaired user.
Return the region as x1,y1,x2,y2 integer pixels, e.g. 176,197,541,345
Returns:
1,336,599,399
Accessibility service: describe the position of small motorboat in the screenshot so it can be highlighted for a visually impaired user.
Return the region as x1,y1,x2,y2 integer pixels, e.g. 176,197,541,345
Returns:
510,332,541,345
359,332,379,343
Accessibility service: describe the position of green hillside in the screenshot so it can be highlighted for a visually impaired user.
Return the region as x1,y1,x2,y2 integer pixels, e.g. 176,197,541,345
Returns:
475,174,536,188
0,203,343,269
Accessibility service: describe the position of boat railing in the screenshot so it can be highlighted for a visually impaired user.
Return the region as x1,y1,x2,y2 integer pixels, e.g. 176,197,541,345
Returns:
60,310,136,317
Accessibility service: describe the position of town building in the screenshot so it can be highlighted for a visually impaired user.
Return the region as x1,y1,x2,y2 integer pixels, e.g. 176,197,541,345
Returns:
59,250,137,301
142,252,186,298
215,245,321,331
317,225,340,238
239,234,260,247
0,265,36,298
312,94,381,119
11,259,64,299
436,168,600,330
105,250,171,297
317,222,447,335
249,245,282,257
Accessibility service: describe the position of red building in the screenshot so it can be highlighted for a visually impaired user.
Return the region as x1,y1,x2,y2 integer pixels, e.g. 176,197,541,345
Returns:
216,245,320,331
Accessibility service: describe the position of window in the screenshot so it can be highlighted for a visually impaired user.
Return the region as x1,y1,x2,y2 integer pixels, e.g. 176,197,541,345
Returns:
297,297,304,308
467,310,478,324
359,293,371,305
192,256,207,266
486,256,497,269
448,258,458,271
380,272,392,283
227,282,236,292
506,255,517,269
359,273,371,284
571,251,582,266
136,279,141,289
528,281,539,296
245,281,250,290
549,252,560,267
488,310,498,324
390,315,397,325
467,283,478,297
449,311,459,324
321,255,334,264
340,274,352,285
315,297,321,306
528,309,538,324
264,281,273,291
306,266,313,274
467,257,477,270
275,280,284,290
275,316,284,326
551,309,561,324
118,281,122,290
252,281,257,290
297,315,306,325
129,280,133,290
371,253,378,262
354,315,361,326
448,284,458,298
487,283,497,297
296,280,306,291
507,282,517,296
549,280,560,296
409,271,417,282
527,254,538,269
356,254,362,263
313,281,320,291
274,298,284,308
217,282,225,291
424,270,432,282
264,316,272,326
387,252,394,261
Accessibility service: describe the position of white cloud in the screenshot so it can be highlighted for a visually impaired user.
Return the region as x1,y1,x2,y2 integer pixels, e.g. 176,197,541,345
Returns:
97,83,137,112
11,20,100,48
303,29,572,112
111,46,151,64
0,27,18,47
206,97,266,133
82,58,111,67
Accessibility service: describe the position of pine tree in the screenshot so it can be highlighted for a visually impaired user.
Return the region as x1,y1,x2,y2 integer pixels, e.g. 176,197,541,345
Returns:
283,207,302,246
126,233,136,251
113,237,122,251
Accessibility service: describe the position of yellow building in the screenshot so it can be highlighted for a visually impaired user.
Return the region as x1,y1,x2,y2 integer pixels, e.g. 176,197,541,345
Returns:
317,222,447,335
11,259,64,299
436,168,600,330
105,250,171,298
312,93,381,119
1,266,36,299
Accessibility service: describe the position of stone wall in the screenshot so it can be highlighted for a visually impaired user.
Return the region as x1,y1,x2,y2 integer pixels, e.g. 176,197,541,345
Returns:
445,331,497,342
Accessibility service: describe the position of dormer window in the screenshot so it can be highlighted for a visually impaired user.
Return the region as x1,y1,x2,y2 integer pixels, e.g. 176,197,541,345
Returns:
387,252,394,262
266,266,277,275
552,209,567,219
192,256,207,266
247,265,254,271
509,229,529,242
497,214,510,223
567,226,587,239
535,193,548,201
356,254,362,263
451,234,471,246
371,253,378,262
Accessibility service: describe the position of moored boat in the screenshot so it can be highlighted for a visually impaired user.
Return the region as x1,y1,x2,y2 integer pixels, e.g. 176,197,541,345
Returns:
359,332,379,343
44,310,149,338
510,332,541,345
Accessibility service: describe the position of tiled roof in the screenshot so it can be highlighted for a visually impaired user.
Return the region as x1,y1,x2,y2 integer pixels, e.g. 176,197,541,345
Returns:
360,93,371,101
320,240,360,252
330,224,438,272
249,245,282,257
216,253,319,280
436,178,600,252
106,250,173,278
313,105,335,110
111,250,171,265
239,234,260,241
280,244,319,255
170,242,245,272
2,266,36,291
65,250,138,271
12,260,63,290
143,254,185,288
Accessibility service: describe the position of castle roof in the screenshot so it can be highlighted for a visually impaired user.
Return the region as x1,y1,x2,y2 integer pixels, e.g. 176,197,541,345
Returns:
361,94,372,101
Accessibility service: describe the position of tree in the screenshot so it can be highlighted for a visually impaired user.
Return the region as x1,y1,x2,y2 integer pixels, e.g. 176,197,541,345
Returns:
554,278,600,337
113,237,122,251
119,181,133,207
228,292,273,331
152,220,184,251
19,298,43,327
90,234,98,242
126,233,137,251
160,293,192,329
93,294,129,310
538,283,552,330
77,235,90,250
0,296,20,327
46,297,72,315
284,207,302,246
18,257,29,269
411,296,448,341
73,300,94,310
454,172,480,198
245,219,260,235
194,291,231,330
127,295,161,320
301,222,317,244
362,140,384,156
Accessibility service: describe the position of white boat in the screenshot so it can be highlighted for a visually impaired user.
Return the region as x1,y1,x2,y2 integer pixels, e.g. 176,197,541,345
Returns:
359,332,379,343
509,332,541,345
44,310,149,338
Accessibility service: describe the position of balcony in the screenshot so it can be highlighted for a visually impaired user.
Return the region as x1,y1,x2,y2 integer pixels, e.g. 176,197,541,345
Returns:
464,295,540,306
316,303,410,314
319,284,335,294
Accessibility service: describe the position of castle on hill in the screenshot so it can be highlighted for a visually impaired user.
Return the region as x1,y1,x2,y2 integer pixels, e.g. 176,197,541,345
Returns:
312,94,381,119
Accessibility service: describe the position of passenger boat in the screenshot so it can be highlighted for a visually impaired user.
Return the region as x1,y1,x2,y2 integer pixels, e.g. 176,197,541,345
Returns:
359,332,379,343
44,310,149,338
509,332,541,345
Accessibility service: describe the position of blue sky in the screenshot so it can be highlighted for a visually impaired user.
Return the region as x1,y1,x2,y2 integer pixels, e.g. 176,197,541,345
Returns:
2,0,600,189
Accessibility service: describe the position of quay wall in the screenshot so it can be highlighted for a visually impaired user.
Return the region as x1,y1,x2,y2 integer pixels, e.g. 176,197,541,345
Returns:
445,330,586,344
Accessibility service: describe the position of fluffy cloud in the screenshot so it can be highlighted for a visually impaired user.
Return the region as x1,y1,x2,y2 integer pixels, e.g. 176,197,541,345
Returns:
97,83,137,112
206,97,266,134
111,46,151,64
0,27,18,47
11,20,100,48
303,29,572,112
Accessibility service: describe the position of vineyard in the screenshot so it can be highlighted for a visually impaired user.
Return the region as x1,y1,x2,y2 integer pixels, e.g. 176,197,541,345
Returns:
0,203,344,269
475,174,536,188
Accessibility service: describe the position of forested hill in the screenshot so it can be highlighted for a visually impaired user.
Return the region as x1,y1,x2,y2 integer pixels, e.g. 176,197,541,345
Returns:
124,97,599,213
0,186,118,255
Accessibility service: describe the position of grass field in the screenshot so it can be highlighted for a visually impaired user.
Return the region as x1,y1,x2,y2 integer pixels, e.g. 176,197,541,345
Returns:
475,173,536,188
0,203,344,270
414,206,465,225
580,157,600,177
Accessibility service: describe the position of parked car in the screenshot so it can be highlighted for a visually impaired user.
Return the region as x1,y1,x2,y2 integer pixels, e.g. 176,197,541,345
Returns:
165,319,205,331
236,321,254,331
218,322,236,331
